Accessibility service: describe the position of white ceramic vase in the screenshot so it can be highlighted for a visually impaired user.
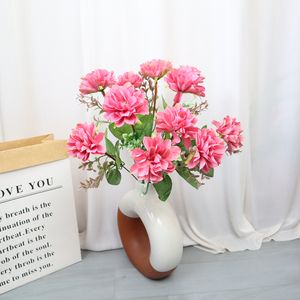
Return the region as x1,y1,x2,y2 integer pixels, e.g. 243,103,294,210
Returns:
117,184,183,279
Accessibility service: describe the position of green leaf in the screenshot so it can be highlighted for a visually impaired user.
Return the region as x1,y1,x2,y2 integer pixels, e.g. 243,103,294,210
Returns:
153,174,172,201
135,114,154,137
162,96,168,109
106,168,121,185
105,138,123,169
105,137,116,156
202,168,214,177
115,156,122,170
163,132,171,140
114,140,123,169
176,166,201,189
201,125,207,129
177,141,188,152
115,141,120,156
109,123,132,141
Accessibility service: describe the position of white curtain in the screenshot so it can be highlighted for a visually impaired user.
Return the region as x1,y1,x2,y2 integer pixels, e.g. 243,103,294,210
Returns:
0,0,299,253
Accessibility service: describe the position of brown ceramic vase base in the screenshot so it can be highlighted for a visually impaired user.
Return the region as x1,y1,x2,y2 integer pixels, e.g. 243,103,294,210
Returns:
117,209,175,280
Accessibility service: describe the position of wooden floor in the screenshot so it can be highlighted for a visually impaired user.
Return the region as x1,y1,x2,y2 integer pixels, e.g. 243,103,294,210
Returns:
2,239,300,300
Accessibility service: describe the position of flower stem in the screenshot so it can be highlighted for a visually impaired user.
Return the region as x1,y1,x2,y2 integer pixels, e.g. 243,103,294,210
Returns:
152,79,158,117
143,181,150,195
105,152,138,181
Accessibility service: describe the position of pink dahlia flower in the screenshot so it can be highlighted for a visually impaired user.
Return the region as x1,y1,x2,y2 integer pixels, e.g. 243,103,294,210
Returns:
103,85,148,127
130,135,181,183
212,116,243,154
140,59,172,79
79,69,115,95
165,66,205,104
187,128,225,173
67,123,105,161
117,72,143,88
156,105,199,148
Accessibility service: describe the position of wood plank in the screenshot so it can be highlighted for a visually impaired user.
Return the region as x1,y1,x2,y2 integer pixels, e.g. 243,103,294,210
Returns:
169,284,300,300
2,240,300,300
115,240,300,299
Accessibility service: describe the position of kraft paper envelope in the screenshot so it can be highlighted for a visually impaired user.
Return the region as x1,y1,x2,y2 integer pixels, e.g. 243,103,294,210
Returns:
0,134,68,174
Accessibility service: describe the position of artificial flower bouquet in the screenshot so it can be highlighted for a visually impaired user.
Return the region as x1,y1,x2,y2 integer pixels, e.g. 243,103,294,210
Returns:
68,59,243,201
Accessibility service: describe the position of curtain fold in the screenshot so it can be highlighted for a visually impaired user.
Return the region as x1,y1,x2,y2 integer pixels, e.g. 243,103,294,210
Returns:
0,0,299,253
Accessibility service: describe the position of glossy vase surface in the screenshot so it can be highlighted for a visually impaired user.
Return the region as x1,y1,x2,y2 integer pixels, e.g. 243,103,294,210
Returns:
118,184,183,279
